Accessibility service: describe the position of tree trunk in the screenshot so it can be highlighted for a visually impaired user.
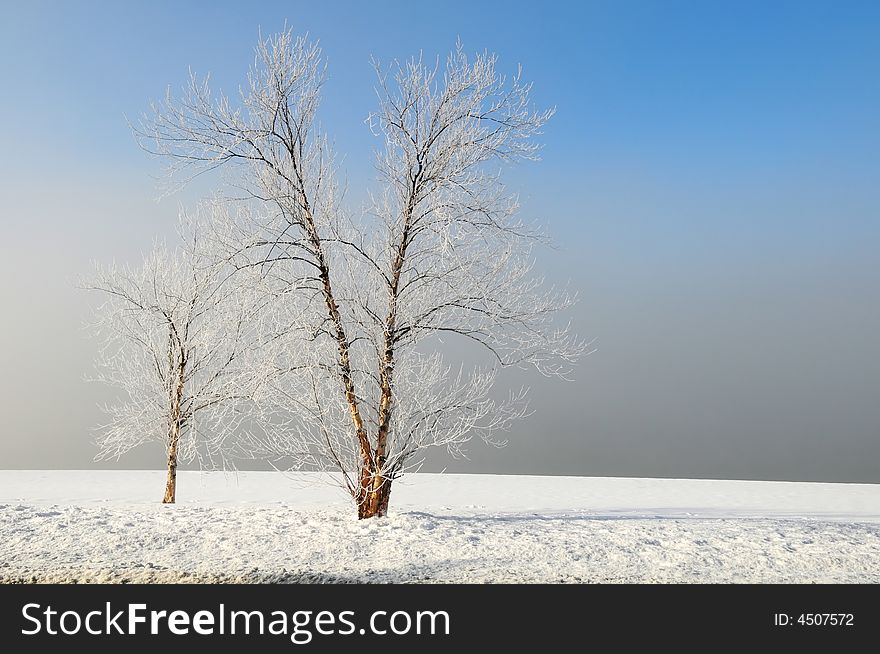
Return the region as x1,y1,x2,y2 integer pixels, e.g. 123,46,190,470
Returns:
162,423,179,504
357,176,416,520
163,350,185,504
304,219,376,509
358,473,392,519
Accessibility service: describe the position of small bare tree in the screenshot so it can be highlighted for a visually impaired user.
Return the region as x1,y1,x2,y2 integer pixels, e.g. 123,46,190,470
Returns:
87,213,267,503
138,31,586,517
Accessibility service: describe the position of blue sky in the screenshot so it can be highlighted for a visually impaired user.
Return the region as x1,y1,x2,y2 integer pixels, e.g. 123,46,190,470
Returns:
2,1,878,258
1,1,878,480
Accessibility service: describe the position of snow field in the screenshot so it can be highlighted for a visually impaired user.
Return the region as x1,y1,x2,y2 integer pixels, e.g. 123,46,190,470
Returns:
1,471,878,583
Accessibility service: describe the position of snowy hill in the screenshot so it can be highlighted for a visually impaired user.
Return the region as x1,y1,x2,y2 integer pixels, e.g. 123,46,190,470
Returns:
1,471,878,583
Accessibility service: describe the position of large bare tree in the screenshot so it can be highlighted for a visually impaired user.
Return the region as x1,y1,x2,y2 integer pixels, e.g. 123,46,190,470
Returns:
87,213,268,503
138,31,585,518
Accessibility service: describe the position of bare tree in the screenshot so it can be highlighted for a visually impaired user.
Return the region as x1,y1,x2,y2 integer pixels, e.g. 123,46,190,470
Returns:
86,212,268,503
138,31,586,518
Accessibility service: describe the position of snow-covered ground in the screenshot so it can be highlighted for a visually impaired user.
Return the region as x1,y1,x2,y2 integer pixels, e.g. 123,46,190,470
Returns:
1,470,879,583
